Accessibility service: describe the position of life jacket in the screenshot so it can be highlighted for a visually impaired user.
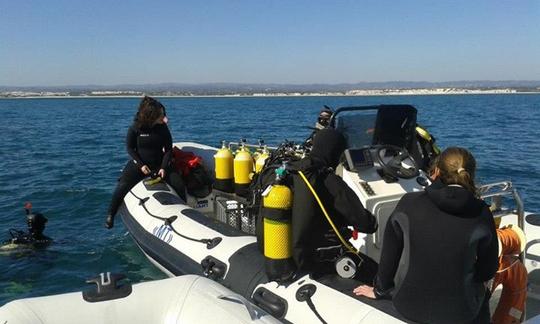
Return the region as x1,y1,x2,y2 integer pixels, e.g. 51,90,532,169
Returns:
491,226,527,324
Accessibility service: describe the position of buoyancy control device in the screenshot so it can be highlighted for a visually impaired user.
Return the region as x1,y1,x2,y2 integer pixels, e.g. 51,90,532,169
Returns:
214,141,234,193
261,163,296,282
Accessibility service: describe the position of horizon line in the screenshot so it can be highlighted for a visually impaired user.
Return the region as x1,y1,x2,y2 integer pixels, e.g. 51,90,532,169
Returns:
3,79,540,88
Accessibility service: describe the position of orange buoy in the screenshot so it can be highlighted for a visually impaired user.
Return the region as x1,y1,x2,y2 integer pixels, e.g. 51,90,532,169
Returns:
491,256,527,324
496,225,526,256
491,226,527,324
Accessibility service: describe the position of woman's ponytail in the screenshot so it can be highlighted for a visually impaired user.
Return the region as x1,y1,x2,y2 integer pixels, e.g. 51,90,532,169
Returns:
435,147,478,196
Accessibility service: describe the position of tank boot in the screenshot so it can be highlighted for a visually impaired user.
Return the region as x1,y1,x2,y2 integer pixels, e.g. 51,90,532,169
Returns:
105,214,115,229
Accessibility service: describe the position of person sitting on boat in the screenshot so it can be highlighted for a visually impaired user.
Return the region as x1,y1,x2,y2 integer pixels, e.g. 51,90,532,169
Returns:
291,128,377,274
105,96,186,229
3,203,52,248
304,106,333,148
354,147,498,324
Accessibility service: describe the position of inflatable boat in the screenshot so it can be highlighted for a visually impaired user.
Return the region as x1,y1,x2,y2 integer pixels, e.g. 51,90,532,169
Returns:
0,274,281,324
118,105,540,323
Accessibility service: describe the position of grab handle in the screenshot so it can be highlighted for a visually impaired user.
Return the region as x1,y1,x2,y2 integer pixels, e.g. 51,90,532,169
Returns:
252,287,287,319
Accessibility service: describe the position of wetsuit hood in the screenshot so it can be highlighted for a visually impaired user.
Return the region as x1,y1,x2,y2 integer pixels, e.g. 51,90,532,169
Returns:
425,179,481,216
310,128,346,169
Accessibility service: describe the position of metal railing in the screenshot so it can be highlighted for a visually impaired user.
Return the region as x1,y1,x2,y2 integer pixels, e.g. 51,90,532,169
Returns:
478,181,525,263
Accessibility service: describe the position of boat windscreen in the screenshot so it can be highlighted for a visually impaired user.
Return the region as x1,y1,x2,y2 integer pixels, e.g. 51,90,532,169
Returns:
335,111,377,148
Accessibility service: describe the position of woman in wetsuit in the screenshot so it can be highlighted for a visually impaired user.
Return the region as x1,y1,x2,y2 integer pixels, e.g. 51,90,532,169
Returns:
105,96,185,229
354,147,498,324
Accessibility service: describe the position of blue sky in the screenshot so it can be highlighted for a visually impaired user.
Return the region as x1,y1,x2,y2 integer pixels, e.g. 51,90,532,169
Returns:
1,0,539,86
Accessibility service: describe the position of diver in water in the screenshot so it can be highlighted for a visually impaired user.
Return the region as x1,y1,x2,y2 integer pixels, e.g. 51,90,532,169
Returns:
3,203,52,248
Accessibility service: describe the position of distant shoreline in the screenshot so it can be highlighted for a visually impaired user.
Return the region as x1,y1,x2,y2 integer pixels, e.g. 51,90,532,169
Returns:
1,91,540,99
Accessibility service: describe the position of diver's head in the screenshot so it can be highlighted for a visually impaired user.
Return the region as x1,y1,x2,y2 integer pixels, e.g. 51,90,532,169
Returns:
27,213,48,236
316,107,333,129
310,128,346,168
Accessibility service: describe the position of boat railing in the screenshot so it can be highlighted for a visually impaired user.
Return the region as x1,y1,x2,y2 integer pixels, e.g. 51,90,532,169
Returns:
478,181,526,262
227,140,278,152
478,181,524,229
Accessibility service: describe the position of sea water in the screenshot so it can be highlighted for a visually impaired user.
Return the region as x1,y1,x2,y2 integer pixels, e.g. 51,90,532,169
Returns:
0,94,539,304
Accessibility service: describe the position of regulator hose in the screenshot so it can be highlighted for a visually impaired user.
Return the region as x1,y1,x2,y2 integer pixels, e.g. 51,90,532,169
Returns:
297,171,359,256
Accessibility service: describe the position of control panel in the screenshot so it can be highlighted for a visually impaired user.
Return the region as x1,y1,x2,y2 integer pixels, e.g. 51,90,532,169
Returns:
340,147,430,262
359,182,375,196
344,148,374,172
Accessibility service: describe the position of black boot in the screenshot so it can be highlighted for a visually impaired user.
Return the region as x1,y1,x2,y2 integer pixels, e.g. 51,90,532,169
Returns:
105,214,114,229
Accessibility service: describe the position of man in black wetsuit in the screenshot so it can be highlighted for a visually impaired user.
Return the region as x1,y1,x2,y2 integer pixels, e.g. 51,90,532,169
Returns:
291,128,377,273
105,96,185,229
4,209,52,248
304,106,333,149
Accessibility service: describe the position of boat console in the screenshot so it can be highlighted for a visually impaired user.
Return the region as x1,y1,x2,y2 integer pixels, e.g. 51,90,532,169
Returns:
332,105,429,261
341,146,429,261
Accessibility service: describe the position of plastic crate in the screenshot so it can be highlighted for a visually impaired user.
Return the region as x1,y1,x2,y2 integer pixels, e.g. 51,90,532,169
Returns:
215,198,256,235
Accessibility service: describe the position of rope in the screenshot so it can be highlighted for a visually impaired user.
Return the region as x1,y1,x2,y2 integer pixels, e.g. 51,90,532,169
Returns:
128,190,219,247
306,297,328,324
496,257,520,274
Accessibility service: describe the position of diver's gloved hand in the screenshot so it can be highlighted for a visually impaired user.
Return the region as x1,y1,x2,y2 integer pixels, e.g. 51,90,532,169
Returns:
105,215,114,229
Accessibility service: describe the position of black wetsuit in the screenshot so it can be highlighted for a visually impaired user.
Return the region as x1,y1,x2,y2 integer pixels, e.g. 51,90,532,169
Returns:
291,129,377,272
107,122,186,216
5,230,52,247
374,179,498,324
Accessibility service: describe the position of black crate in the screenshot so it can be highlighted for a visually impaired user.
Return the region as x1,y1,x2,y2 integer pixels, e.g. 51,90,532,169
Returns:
215,198,257,235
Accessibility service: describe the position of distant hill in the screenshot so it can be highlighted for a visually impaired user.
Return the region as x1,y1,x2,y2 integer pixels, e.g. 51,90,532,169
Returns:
1,80,540,96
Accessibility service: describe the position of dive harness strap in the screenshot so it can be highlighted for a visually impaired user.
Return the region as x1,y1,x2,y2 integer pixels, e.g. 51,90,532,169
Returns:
297,170,361,257
129,190,221,249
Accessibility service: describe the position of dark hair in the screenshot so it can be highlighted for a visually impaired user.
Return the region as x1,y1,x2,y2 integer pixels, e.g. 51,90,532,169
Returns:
432,147,477,195
135,96,165,129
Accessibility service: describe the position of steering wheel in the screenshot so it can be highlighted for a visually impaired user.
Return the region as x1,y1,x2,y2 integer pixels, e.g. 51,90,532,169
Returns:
375,144,419,179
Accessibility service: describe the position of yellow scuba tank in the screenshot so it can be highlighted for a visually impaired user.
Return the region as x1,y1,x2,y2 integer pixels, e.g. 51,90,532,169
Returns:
214,141,234,193
254,145,270,174
261,164,295,282
252,139,264,171
233,141,253,197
